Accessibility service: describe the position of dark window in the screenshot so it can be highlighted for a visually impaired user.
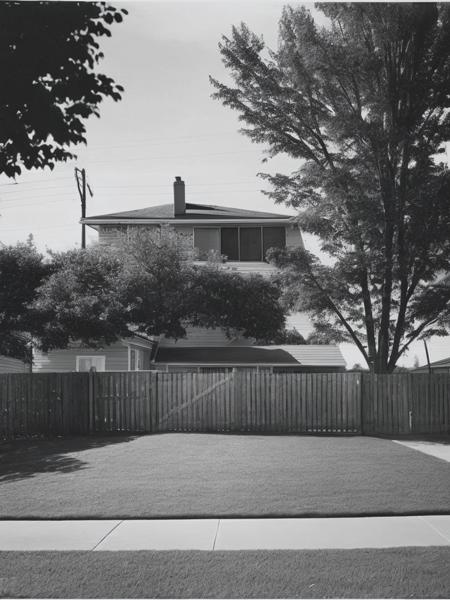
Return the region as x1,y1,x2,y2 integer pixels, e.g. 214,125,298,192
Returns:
239,227,262,261
263,227,286,259
194,225,286,262
221,228,239,260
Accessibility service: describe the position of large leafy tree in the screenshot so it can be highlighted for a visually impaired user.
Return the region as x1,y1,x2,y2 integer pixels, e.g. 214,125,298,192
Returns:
0,239,50,359
33,227,287,350
187,264,285,341
211,3,450,373
0,1,126,178
33,246,130,351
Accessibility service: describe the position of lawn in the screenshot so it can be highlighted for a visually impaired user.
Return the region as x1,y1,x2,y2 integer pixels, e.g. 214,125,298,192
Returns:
0,434,449,518
0,548,449,598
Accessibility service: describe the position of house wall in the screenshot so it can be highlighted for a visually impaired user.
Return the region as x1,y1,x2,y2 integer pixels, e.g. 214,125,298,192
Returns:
33,341,152,372
0,355,28,374
95,221,310,352
97,223,303,254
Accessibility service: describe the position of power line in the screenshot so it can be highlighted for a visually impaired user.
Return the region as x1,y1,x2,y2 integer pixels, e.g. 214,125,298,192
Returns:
0,184,75,196
0,176,73,188
82,131,241,149
0,223,76,233
86,149,265,165
0,197,77,210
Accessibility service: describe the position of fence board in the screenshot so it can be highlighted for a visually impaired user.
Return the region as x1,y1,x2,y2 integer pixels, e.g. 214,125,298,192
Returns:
1,372,449,438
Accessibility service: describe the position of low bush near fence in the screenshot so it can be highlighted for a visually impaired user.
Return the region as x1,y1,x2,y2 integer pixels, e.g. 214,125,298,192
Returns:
0,371,449,439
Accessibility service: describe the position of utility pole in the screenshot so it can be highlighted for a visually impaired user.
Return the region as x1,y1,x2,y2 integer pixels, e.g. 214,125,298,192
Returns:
75,168,93,249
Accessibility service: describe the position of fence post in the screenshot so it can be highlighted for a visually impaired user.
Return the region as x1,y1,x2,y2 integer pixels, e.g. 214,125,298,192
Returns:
232,368,240,432
88,370,95,434
359,372,365,435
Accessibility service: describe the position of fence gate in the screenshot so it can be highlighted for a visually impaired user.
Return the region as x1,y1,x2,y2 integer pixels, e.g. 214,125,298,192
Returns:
146,370,361,434
155,371,236,432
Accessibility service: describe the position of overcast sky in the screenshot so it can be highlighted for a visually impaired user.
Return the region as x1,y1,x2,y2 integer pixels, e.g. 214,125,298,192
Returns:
0,0,448,368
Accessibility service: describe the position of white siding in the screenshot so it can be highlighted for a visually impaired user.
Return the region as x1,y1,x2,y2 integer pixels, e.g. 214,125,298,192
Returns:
33,342,129,372
0,356,28,373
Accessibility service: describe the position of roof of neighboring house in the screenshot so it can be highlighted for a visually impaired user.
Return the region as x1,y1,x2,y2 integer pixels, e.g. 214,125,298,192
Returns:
83,202,293,223
154,345,346,367
412,356,450,372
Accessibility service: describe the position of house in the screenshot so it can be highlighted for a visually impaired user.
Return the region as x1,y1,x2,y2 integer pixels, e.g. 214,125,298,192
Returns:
0,355,28,374
153,345,346,373
411,357,450,374
32,335,156,373
32,176,346,372
84,176,303,272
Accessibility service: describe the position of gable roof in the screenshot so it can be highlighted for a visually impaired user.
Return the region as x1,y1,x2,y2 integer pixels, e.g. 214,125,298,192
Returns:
83,202,292,223
155,345,346,367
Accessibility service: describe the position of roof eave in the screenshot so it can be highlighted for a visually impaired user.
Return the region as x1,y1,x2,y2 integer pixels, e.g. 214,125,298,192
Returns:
81,217,294,226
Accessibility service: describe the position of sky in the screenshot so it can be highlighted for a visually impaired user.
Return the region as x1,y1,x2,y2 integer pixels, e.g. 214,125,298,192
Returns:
0,0,448,369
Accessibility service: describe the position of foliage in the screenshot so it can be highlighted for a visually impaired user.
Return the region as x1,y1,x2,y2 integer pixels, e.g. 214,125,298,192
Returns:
32,227,287,349
114,226,193,340
211,3,450,372
187,264,286,341
0,1,126,178
0,240,50,359
33,246,130,351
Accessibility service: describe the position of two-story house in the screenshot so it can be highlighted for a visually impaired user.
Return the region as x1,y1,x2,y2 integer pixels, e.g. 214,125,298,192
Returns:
32,177,345,373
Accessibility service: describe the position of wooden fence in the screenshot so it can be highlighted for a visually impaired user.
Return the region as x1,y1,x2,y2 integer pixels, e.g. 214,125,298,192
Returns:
1,371,449,438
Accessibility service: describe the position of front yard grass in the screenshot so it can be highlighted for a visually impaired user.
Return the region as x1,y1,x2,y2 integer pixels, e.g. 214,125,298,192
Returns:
0,548,449,598
0,433,449,518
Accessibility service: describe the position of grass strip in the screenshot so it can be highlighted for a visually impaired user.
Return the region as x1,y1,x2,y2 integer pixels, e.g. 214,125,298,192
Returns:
0,547,449,598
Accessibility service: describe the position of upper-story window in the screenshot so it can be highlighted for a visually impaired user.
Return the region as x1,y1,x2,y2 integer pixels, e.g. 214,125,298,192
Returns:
194,226,286,261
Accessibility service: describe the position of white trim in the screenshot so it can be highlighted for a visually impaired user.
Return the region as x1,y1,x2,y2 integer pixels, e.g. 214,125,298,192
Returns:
122,337,154,349
76,355,106,372
82,218,293,226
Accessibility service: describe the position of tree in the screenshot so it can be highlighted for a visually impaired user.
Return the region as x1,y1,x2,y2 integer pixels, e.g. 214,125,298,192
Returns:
211,3,450,373
33,246,130,351
0,239,50,359
33,227,287,349
187,264,286,341
0,1,126,178
114,226,193,341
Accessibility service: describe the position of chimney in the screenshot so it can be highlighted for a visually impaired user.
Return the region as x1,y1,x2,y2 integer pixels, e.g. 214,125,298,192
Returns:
173,176,185,216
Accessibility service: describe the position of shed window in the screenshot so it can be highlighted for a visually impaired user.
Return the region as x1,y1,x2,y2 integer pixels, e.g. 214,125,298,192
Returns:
76,356,105,372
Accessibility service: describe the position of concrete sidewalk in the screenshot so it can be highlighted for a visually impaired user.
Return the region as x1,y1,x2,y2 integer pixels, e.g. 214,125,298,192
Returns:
394,439,450,463
0,515,449,551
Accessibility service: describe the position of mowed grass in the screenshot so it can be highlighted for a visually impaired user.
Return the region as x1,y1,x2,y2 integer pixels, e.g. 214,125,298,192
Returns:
0,548,449,598
0,434,449,518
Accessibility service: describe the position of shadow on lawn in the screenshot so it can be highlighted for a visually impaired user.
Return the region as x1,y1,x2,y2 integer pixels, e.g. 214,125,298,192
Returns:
0,435,137,483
